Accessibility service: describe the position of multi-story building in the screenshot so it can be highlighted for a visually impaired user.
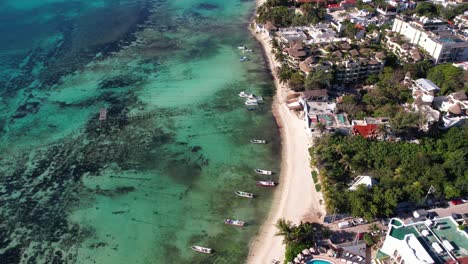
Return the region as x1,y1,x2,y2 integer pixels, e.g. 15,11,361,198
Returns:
334,52,386,84
384,34,423,62
375,217,468,264
391,16,468,63
454,12,468,30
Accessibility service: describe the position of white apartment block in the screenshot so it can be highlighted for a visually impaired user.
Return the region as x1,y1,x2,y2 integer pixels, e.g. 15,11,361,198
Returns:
392,16,468,63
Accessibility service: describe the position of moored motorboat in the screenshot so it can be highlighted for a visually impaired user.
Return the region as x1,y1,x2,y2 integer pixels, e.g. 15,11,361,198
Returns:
224,218,245,227
191,245,212,254
245,100,258,106
240,56,249,62
235,191,254,198
248,94,263,102
256,180,276,187
250,139,267,144
244,49,254,52
238,91,251,98
237,45,247,50
255,169,272,175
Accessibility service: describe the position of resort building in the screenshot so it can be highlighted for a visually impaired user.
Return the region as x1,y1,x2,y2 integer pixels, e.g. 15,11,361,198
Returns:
255,22,278,39
384,33,424,62
351,117,389,139
299,92,350,135
284,42,308,69
454,12,468,30
375,217,468,264
391,16,468,64
277,27,308,44
409,78,442,131
303,23,347,45
434,91,468,129
334,55,385,84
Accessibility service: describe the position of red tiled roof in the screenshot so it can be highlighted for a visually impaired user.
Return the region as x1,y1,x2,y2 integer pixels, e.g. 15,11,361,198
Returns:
352,124,378,138
355,24,365,30
327,3,341,8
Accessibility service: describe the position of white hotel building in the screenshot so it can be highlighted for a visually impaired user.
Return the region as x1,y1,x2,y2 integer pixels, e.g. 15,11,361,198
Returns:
391,16,468,64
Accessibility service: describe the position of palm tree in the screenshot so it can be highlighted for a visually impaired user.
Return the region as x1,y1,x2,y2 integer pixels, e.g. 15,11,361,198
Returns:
368,223,380,234
315,122,326,134
339,154,352,172
275,218,295,244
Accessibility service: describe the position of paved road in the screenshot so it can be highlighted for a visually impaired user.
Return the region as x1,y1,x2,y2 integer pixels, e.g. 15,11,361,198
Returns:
327,202,468,237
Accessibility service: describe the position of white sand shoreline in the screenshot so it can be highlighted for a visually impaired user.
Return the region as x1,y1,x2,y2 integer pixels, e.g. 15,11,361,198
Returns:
246,0,326,263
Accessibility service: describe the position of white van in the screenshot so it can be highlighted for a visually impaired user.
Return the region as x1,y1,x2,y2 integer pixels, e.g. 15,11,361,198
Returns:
338,221,350,229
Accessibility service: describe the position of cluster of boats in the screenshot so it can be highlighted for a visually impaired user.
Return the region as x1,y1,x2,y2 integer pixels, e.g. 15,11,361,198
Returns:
239,91,263,106
238,45,253,63
192,169,276,254
191,87,276,254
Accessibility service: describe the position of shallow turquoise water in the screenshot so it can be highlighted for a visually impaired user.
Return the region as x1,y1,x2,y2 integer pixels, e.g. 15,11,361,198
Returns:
0,0,280,263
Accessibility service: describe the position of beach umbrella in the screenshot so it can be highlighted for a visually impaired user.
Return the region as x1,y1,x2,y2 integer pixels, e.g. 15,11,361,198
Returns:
297,253,303,260
294,257,299,263
310,247,315,253
302,249,311,255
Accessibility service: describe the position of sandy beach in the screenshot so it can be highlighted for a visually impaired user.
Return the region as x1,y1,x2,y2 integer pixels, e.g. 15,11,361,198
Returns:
247,1,326,263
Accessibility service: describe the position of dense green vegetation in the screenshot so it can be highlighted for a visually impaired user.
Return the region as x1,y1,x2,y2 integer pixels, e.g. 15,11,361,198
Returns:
257,0,325,27
275,219,330,262
339,67,420,135
426,64,465,95
305,68,333,90
311,125,468,220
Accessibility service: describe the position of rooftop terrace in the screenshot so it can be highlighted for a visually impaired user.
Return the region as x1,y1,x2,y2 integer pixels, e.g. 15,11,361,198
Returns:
386,217,468,264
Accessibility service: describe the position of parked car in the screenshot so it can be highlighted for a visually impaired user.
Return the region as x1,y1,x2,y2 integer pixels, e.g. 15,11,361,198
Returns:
426,211,439,220
352,218,367,226
452,213,462,220
450,198,464,205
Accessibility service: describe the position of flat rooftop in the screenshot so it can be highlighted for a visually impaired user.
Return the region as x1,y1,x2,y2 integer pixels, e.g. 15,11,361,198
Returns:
388,217,468,264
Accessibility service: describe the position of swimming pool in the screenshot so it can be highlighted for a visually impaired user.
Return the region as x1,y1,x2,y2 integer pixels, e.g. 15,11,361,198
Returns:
307,259,333,264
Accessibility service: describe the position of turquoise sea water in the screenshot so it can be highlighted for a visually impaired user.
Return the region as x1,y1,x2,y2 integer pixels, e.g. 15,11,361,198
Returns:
0,0,280,263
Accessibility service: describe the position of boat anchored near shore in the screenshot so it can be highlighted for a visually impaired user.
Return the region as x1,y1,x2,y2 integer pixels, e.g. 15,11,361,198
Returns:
191,245,212,254
224,218,245,227
239,91,251,98
235,191,254,198
255,169,272,175
256,180,276,187
250,139,267,144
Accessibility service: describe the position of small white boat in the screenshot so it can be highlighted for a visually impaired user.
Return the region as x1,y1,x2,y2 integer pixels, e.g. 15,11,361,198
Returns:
240,56,249,62
245,101,258,106
250,139,267,144
191,245,212,254
224,218,245,227
244,49,254,52
255,169,272,175
237,46,247,50
249,95,263,102
239,91,251,98
235,191,254,198
256,180,276,187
